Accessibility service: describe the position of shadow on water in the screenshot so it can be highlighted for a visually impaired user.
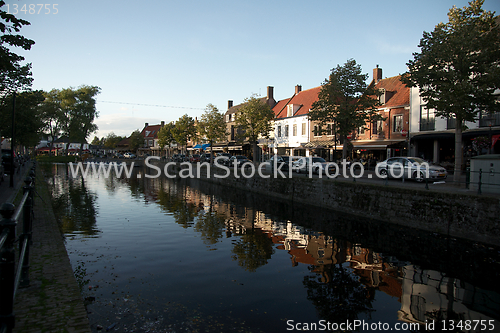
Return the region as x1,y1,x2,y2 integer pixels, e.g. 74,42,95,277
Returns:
43,164,500,332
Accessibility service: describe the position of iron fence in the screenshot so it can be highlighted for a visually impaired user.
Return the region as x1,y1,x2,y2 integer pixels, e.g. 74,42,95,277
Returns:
0,164,36,333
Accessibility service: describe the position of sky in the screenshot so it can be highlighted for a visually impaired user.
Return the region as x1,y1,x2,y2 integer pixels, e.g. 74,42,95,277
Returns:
7,0,500,140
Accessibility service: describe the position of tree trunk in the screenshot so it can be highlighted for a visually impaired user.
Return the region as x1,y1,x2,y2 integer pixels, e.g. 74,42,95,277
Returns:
453,122,463,183
252,141,259,164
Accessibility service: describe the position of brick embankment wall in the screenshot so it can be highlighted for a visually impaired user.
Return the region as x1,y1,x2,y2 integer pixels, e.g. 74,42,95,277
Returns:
159,163,500,246
12,168,91,333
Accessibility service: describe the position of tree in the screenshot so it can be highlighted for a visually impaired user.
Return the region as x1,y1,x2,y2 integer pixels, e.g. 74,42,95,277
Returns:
235,94,274,162
0,90,44,147
157,121,176,156
103,132,123,148
198,104,227,163
308,59,383,159
46,85,101,154
128,130,144,153
0,0,35,93
40,89,67,150
91,136,100,145
172,114,197,153
402,0,500,182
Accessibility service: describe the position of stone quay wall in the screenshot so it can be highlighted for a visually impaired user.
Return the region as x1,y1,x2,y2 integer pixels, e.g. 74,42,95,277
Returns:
159,162,500,246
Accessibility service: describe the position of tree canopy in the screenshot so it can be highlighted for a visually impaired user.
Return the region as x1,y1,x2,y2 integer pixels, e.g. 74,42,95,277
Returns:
0,1,35,93
402,0,500,180
157,121,176,150
172,114,197,152
308,59,382,157
198,103,227,162
128,130,144,152
0,90,44,147
235,94,274,161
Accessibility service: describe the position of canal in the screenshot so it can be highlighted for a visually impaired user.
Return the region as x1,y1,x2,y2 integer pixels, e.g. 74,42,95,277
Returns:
44,164,500,332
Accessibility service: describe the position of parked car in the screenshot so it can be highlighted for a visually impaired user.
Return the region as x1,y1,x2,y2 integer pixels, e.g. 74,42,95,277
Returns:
189,154,201,163
123,153,136,159
216,153,231,165
200,153,215,162
376,157,447,182
293,157,337,175
172,154,187,162
268,155,293,171
228,155,252,168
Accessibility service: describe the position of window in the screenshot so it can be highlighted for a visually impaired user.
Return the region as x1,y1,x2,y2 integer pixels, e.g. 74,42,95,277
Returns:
313,125,320,137
393,115,403,132
277,126,282,138
149,140,153,147
420,106,435,131
326,124,332,136
287,105,293,117
285,125,289,137
226,115,230,122
293,124,297,136
302,123,306,135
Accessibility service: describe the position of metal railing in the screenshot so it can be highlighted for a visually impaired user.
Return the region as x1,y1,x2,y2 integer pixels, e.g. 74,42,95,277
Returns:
465,168,500,195
0,164,36,333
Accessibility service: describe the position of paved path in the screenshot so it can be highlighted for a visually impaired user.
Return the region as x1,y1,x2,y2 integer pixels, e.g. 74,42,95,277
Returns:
1,163,91,333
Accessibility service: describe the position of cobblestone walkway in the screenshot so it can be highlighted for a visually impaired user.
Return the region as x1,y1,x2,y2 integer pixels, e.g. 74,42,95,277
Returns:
11,168,91,333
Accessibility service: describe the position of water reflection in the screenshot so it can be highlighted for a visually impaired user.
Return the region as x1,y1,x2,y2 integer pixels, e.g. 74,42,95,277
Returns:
45,164,500,332
46,164,100,236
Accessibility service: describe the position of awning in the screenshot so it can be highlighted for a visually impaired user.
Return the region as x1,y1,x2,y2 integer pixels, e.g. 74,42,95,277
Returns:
193,144,202,149
352,140,406,150
302,140,339,148
202,143,211,150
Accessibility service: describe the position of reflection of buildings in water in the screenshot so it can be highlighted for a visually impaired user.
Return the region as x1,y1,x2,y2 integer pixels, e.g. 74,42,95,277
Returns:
399,265,500,325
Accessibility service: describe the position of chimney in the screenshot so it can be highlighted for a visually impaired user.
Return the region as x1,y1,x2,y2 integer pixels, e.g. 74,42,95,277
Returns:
145,122,149,128
161,121,165,127
228,100,233,109
267,86,274,100
373,65,382,83
295,85,302,94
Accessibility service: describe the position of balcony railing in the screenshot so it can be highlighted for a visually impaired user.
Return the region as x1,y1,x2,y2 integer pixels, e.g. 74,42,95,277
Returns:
420,119,435,131
479,112,500,127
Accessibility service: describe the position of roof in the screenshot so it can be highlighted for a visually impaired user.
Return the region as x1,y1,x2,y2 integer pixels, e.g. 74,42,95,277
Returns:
374,75,409,108
141,124,162,139
273,86,321,119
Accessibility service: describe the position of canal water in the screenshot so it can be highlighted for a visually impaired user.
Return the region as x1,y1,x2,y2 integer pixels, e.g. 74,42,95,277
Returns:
44,164,500,332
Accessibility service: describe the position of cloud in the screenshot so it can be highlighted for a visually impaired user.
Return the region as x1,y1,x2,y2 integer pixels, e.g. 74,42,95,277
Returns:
94,113,161,138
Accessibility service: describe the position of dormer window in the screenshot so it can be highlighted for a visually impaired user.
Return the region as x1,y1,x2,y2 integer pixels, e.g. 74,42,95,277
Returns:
145,130,151,137
287,104,301,117
378,89,386,105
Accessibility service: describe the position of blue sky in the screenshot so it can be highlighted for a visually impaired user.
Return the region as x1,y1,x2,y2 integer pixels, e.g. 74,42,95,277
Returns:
9,0,500,140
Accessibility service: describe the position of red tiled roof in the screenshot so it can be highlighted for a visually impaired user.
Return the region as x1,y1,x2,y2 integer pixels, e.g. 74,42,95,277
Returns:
273,86,321,119
141,124,162,139
374,75,409,108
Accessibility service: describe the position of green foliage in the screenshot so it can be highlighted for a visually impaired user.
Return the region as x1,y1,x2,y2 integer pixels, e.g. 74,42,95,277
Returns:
128,130,144,152
172,114,197,149
0,90,45,147
235,94,274,143
402,0,500,122
157,121,176,149
0,0,35,93
402,0,500,178
103,132,124,148
41,86,101,150
198,103,227,145
309,59,382,153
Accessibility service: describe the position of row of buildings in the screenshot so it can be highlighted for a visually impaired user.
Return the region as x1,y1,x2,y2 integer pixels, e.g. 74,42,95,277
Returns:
137,65,499,167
